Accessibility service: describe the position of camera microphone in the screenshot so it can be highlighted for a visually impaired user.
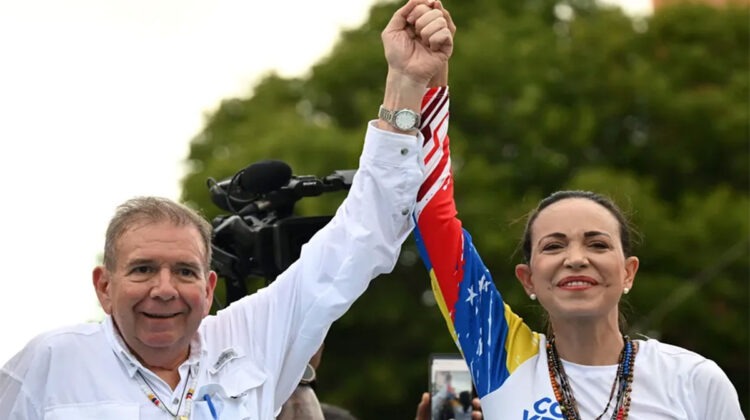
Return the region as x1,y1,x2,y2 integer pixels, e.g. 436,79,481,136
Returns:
207,160,357,288
207,178,237,212
207,160,292,212
239,160,293,195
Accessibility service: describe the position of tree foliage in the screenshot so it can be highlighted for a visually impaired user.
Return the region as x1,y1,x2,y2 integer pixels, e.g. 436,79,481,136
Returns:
182,1,749,417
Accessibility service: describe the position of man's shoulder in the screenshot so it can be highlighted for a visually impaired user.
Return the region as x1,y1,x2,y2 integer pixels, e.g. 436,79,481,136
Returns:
4,322,105,372
3,323,106,378
31,321,104,347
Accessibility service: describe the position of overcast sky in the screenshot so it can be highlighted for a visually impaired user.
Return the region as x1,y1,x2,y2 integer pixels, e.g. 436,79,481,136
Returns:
0,0,652,365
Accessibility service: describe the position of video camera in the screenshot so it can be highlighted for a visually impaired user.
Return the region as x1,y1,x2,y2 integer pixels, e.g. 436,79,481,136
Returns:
207,160,355,304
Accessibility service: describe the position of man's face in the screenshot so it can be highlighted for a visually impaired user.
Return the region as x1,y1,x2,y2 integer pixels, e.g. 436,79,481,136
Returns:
93,220,217,364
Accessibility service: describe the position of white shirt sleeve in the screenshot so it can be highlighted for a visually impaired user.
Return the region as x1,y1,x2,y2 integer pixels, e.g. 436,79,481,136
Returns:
0,339,46,420
689,359,745,419
202,121,425,411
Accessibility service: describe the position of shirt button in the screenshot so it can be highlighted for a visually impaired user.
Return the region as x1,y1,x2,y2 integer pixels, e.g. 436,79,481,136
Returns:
173,398,179,404
400,148,409,156
401,207,410,215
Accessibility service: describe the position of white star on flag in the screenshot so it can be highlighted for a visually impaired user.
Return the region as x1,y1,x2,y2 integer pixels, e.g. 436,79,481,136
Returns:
466,286,478,305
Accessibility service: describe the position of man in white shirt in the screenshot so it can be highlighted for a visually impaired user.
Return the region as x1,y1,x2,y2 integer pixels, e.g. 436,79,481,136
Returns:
0,0,453,418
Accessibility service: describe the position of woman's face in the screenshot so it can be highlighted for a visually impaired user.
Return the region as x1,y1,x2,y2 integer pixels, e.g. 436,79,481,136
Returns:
515,198,639,322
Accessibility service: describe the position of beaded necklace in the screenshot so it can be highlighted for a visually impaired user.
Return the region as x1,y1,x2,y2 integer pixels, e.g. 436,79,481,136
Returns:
546,335,637,420
136,367,199,420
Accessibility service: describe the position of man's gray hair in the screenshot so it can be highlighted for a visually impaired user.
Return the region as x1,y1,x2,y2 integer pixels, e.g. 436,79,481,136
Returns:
103,196,212,271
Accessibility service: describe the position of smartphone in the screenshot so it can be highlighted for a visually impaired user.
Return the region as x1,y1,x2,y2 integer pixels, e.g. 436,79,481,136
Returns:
428,353,476,420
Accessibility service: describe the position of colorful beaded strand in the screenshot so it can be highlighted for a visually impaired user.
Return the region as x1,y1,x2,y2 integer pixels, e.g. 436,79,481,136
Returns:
546,335,637,420
136,367,199,419
612,340,636,420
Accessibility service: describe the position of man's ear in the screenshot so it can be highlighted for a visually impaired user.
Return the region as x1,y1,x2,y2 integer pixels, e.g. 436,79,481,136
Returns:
93,266,113,314
515,263,534,296
203,271,218,316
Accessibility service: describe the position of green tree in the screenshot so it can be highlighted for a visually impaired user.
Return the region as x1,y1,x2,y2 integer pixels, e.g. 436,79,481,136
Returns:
182,1,749,417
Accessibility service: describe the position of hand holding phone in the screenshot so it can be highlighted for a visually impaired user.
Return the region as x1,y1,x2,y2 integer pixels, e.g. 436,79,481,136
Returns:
428,354,476,420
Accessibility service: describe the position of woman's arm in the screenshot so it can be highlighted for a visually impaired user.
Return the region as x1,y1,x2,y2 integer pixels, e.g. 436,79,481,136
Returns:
413,89,539,398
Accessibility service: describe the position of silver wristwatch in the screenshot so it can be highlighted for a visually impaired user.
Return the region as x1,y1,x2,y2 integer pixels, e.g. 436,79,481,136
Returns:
299,363,316,386
378,105,421,131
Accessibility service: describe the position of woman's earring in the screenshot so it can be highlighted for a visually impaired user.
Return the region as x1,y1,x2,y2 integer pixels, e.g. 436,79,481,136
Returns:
529,293,537,301
623,287,630,295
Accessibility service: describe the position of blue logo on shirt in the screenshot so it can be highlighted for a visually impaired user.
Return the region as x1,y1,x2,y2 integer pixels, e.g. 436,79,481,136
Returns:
523,397,563,420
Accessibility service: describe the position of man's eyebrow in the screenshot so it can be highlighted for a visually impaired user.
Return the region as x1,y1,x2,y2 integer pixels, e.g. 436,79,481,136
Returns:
174,261,203,271
124,258,156,267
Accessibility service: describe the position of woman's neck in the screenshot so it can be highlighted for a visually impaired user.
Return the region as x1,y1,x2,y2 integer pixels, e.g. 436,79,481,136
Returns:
549,318,624,365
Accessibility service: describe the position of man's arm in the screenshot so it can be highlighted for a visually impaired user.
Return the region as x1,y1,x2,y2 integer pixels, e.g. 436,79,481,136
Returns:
267,0,453,406
203,0,455,412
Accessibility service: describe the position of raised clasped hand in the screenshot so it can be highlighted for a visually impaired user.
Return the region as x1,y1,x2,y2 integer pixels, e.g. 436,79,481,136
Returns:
382,0,454,86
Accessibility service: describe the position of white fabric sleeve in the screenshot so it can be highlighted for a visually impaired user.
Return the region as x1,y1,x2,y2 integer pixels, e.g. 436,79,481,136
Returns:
689,359,745,419
0,345,44,419
204,121,424,411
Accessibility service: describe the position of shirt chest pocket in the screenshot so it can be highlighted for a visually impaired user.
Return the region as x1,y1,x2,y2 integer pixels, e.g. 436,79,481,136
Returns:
45,403,139,419
195,364,268,420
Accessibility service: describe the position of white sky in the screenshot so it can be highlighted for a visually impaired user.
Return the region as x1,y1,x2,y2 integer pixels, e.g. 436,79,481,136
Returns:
0,0,651,365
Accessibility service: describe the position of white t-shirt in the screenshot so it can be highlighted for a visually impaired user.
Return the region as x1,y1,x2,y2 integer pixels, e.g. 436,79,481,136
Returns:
0,121,425,420
480,336,745,419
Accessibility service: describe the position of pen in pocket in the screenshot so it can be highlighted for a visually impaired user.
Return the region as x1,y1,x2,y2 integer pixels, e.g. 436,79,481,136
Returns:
203,394,218,420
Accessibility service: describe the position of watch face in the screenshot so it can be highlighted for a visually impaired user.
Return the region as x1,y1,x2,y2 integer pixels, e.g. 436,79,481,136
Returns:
394,110,417,130
301,363,316,383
